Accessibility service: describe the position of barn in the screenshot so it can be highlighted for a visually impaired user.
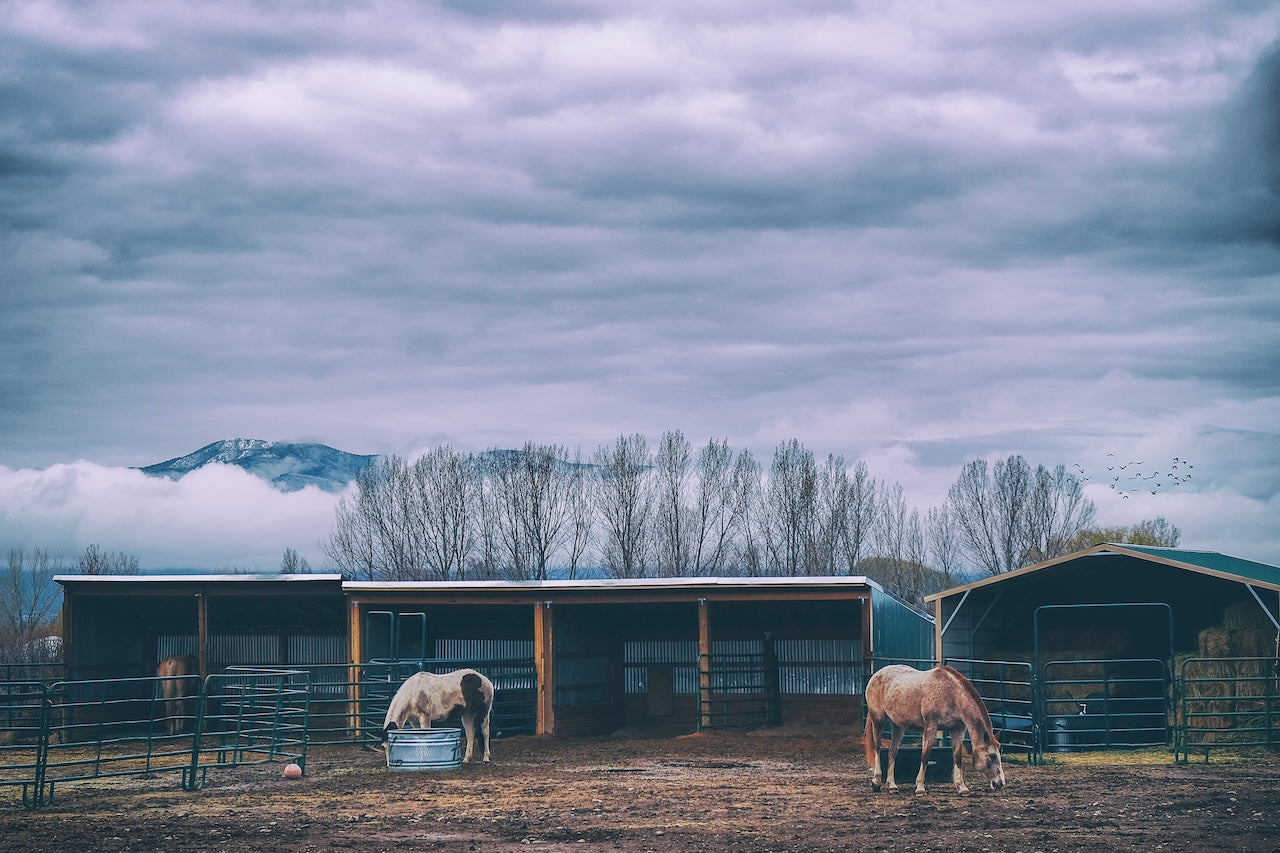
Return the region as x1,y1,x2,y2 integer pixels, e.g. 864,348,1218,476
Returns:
927,544,1280,760
54,573,933,739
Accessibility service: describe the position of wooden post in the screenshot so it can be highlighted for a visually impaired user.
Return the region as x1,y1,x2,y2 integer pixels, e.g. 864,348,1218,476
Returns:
535,601,555,735
196,592,208,678
348,597,362,740
698,597,711,729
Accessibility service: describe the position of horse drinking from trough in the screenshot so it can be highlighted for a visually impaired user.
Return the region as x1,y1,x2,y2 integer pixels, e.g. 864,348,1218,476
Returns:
864,664,1005,795
156,654,200,736
383,668,494,763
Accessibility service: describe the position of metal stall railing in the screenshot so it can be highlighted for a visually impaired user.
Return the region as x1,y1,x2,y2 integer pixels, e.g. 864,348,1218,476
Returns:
1176,655,1280,764
356,658,537,748
947,658,1040,764
697,651,775,729
1,668,310,806
1040,658,1168,752
0,682,49,807
183,667,310,791
39,673,204,803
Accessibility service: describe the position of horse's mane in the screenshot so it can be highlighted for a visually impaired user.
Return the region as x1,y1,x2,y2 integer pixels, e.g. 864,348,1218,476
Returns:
938,665,993,730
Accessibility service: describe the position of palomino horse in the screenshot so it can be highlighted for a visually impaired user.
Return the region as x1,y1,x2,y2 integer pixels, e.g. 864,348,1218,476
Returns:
383,668,495,763
864,664,1006,795
157,654,200,736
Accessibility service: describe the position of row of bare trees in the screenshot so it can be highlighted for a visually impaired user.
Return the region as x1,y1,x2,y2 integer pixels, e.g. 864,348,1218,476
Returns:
323,432,1180,605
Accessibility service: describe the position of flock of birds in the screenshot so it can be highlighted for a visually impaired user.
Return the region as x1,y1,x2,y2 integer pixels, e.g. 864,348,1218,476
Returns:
1073,454,1194,498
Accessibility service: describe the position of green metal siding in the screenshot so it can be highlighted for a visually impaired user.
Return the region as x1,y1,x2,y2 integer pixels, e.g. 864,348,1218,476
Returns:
871,589,935,664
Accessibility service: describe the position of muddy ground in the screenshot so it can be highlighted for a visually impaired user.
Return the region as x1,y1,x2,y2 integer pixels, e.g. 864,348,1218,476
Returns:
2,728,1277,852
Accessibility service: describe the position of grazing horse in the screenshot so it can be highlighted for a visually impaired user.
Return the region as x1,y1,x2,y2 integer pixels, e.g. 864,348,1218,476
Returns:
382,668,494,763
864,664,1005,795
157,654,200,736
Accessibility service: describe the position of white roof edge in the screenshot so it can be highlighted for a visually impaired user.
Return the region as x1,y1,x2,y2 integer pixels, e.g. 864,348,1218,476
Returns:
344,575,879,592
55,573,345,583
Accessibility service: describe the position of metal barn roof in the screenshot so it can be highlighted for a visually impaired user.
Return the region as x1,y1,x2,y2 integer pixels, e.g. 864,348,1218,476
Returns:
925,543,1280,603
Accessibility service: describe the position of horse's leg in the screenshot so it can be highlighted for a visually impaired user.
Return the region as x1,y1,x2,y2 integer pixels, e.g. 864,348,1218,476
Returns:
951,731,970,794
915,722,938,794
460,711,476,763
864,710,884,791
886,724,907,793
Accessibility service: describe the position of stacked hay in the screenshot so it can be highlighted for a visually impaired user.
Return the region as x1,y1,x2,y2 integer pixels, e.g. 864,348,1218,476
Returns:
1223,603,1278,719
1177,627,1235,742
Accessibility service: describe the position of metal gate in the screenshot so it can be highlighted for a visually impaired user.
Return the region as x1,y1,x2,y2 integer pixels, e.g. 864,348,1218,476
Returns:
1034,603,1173,754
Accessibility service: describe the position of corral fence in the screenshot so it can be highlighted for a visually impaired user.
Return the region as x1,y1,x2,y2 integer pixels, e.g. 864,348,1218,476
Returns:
868,656,1279,766
1,667,308,807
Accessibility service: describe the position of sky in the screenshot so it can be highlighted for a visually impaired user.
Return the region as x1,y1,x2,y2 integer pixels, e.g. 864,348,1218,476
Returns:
2,1,1278,572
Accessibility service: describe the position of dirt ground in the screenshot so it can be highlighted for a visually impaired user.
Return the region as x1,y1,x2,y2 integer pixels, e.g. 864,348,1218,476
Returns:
2,727,1278,852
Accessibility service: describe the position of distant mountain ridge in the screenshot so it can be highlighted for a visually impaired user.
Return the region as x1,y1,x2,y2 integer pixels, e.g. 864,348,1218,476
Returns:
138,439,377,493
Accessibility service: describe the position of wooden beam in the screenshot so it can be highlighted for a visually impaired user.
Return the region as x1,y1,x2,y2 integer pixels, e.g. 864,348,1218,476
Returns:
196,592,208,678
534,601,555,736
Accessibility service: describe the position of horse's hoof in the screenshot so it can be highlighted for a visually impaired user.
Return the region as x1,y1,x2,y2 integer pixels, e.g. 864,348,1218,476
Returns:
870,782,881,792
914,787,926,795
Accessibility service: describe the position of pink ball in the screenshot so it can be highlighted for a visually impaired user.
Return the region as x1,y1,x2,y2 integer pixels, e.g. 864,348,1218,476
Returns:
283,763,303,779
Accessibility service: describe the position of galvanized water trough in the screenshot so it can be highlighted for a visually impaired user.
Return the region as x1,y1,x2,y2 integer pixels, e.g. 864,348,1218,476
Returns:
385,728,463,771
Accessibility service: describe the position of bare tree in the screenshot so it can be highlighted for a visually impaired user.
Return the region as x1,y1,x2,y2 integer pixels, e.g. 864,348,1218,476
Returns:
1064,516,1183,552
760,439,818,576
653,430,694,577
811,454,849,575
592,434,653,579
948,454,1098,575
562,448,594,580
411,446,480,580
77,543,140,575
483,443,580,581
841,461,878,575
926,504,964,588
1,548,63,660
1022,463,1096,563
280,547,312,573
690,439,755,576
324,460,385,580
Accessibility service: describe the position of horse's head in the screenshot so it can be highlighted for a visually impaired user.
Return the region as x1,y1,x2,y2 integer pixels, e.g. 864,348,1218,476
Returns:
973,731,1006,790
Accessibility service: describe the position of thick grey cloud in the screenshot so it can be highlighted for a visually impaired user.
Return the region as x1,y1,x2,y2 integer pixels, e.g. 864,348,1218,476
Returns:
1,1,1278,569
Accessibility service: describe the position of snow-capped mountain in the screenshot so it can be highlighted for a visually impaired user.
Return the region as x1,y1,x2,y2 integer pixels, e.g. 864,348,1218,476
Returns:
137,439,377,493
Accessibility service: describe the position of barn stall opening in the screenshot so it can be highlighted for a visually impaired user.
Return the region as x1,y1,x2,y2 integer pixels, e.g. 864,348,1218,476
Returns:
928,544,1280,763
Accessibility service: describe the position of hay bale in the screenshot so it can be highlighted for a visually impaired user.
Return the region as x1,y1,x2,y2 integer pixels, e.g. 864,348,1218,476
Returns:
1178,655,1235,741
1198,627,1231,658
1222,602,1272,630
1230,627,1276,658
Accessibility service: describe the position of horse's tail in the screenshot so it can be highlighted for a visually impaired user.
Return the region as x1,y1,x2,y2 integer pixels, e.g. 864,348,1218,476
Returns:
461,671,492,719
863,704,880,768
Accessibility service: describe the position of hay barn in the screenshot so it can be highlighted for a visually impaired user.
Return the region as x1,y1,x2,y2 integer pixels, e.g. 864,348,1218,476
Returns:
927,544,1280,758
56,574,933,738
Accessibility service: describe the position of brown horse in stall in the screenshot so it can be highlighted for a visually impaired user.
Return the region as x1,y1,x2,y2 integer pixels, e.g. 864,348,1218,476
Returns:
864,664,1006,794
157,654,200,736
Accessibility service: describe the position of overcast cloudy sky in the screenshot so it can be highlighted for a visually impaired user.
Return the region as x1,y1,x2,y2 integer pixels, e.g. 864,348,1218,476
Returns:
2,1,1278,572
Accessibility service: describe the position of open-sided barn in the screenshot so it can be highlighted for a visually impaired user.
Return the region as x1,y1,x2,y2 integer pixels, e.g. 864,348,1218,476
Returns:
55,574,933,739
927,544,1280,760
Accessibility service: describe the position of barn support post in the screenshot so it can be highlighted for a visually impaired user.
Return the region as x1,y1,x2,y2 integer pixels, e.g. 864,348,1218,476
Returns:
196,593,208,678
535,601,555,736
347,597,362,741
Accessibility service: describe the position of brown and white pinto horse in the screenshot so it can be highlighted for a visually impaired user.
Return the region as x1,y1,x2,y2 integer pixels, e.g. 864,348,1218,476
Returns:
157,654,200,736
864,664,1005,795
382,668,494,763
